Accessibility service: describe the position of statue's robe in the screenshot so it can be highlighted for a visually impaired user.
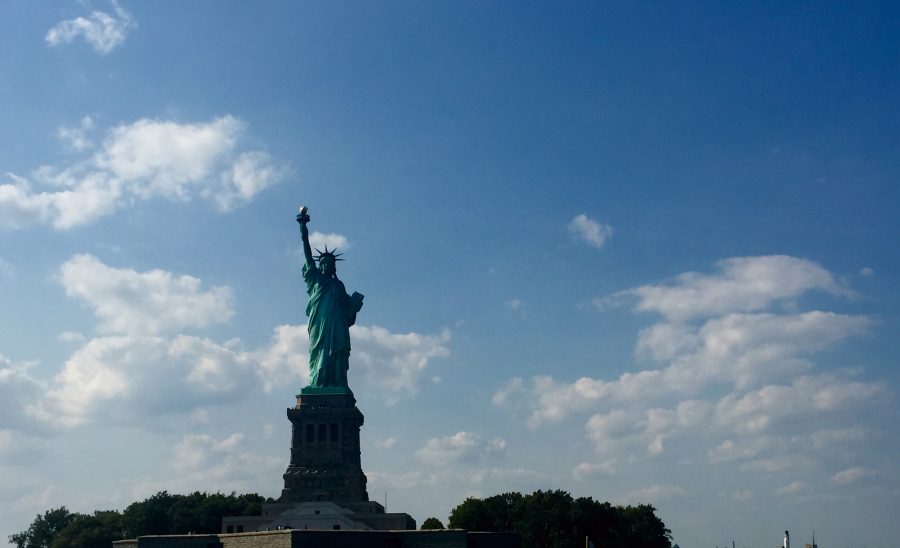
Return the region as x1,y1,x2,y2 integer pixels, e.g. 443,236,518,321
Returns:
303,263,360,387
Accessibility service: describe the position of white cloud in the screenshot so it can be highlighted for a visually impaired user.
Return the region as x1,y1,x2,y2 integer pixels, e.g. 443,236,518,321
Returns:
172,432,245,472
775,480,808,496
740,455,811,473
492,254,890,501
603,256,848,321
625,484,686,502
253,324,309,393
33,312,451,428
732,489,753,502
505,298,523,311
0,356,45,432
350,325,451,400
45,1,135,55
375,437,398,449
1,115,283,230
308,231,349,254
367,470,444,490
0,257,13,281
500,310,872,427
214,152,283,211
57,116,95,151
707,438,775,464
859,267,874,277
568,213,613,249
714,374,886,434
368,466,543,491
584,401,711,455
133,432,282,499
830,467,875,485
38,335,256,426
57,331,86,344
572,460,617,479
59,254,234,335
0,430,47,466
493,312,872,427
415,432,507,466
637,311,872,391
808,427,867,449
252,323,450,400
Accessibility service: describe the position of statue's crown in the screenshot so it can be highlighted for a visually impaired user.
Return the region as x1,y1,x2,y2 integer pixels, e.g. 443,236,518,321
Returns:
314,245,344,263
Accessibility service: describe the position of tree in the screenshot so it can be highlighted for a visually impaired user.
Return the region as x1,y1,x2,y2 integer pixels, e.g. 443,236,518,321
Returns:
421,517,445,530
447,490,673,548
9,507,79,548
50,511,125,548
10,491,275,547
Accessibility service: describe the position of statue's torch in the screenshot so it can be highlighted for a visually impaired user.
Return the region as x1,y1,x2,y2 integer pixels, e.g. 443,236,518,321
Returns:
297,205,310,225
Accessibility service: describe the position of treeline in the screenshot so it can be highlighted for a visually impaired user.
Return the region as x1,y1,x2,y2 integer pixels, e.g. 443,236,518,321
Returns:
447,490,673,548
9,491,271,548
11,489,673,548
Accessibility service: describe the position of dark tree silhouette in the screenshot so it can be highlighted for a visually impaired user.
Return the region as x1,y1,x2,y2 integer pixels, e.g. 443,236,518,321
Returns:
10,491,272,548
421,516,445,530
449,490,673,548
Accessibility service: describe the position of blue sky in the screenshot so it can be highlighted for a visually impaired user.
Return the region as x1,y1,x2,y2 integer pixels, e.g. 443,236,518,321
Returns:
1,2,899,547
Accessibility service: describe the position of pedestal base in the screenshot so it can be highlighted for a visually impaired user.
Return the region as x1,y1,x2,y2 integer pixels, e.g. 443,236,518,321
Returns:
280,389,369,503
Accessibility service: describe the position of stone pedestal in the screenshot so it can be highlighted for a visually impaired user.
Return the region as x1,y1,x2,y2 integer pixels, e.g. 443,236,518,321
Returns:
280,388,369,503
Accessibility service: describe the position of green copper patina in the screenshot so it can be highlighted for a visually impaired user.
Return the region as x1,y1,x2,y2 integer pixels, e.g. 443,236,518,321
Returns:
296,207,364,393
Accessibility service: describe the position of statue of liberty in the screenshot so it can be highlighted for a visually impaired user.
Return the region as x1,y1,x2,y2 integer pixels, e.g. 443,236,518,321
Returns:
296,207,364,389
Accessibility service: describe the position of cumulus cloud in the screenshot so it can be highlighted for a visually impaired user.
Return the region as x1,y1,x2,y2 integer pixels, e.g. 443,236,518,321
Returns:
38,335,256,426
59,254,234,335
0,430,48,465
602,256,848,321
308,232,349,254
714,374,887,434
375,437,398,449
252,323,451,400
45,1,135,55
0,356,45,432
133,432,282,499
0,257,13,281
707,438,775,464
33,319,449,428
415,432,507,466
493,254,890,491
572,460,617,479
368,466,543,491
37,253,451,427
636,311,872,391
775,480,808,496
497,256,873,428
807,427,868,449
585,401,710,455
830,467,875,485
1,115,284,230
740,455,811,473
568,213,613,249
732,489,753,502
625,484,686,502
57,116,95,151
57,331,86,344
505,298,523,311
503,309,872,428
350,326,451,400
253,324,310,393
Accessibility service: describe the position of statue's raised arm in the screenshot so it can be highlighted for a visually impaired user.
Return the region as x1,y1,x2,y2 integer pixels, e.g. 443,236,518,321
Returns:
297,206,315,269
295,206,363,391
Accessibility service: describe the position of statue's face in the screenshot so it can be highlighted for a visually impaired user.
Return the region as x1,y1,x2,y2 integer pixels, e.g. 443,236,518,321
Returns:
319,257,336,277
